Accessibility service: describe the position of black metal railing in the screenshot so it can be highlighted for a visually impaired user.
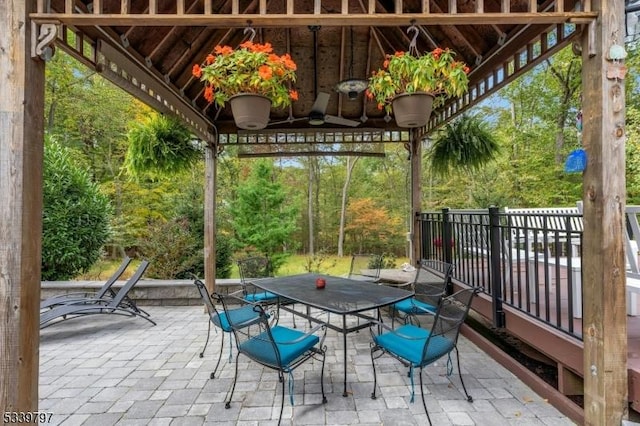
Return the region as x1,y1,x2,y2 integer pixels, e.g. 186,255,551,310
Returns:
419,207,584,339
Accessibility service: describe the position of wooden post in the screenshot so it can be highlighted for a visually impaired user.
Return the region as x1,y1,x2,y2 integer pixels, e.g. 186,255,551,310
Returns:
581,0,627,424
0,0,45,412
204,141,217,294
410,133,422,265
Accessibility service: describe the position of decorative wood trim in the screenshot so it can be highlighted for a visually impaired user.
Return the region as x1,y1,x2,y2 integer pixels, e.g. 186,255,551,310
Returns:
31,22,57,60
96,40,213,141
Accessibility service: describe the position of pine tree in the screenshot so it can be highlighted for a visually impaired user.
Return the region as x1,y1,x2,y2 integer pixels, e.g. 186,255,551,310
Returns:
231,160,299,273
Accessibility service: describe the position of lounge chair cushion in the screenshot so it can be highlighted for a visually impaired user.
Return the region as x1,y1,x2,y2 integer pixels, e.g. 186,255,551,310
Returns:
374,324,454,366
391,298,436,314
239,325,319,368
244,291,278,303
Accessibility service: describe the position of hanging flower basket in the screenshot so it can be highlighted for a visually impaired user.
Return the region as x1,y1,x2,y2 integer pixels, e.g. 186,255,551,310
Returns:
367,42,470,128
192,41,298,130
391,92,435,128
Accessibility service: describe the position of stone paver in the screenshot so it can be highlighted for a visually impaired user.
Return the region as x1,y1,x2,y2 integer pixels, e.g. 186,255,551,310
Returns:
39,306,576,425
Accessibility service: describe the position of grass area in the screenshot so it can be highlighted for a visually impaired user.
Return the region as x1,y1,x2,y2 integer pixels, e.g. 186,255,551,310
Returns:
76,254,408,280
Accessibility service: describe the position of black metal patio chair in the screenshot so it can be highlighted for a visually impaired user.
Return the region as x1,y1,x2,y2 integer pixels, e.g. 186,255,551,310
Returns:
348,253,383,282
192,277,262,379
389,259,454,327
237,255,297,327
217,292,327,425
237,256,279,303
370,286,480,426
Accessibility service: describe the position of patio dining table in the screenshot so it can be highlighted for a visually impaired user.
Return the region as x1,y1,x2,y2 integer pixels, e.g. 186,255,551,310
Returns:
250,272,413,397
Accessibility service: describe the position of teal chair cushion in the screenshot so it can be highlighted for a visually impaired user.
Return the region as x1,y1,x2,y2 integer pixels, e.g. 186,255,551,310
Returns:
374,324,454,366
212,304,261,332
239,325,319,368
391,298,436,315
245,291,278,303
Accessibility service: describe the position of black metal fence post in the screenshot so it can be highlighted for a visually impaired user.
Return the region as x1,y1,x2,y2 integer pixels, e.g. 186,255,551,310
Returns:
419,212,431,260
443,208,453,266
489,206,505,327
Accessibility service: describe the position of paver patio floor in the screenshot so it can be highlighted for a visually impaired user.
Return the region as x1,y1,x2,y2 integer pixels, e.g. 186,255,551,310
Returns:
39,306,576,425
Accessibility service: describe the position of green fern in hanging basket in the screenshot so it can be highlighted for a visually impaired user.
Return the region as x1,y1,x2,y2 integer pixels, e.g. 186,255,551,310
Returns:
429,115,500,176
124,114,201,177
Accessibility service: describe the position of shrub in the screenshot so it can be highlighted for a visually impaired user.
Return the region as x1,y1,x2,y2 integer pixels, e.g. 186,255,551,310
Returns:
42,139,112,280
139,184,234,279
138,218,200,279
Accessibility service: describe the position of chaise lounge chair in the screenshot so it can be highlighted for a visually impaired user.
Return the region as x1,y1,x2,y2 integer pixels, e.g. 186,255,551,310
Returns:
40,260,155,329
40,256,132,310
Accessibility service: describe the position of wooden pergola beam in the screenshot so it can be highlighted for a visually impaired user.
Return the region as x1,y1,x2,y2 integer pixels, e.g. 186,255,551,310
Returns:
0,0,45,413
581,0,628,423
30,12,598,26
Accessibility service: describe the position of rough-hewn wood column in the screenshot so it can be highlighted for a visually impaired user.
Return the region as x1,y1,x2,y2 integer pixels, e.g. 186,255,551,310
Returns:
0,0,45,412
581,0,627,423
410,132,422,265
204,142,217,294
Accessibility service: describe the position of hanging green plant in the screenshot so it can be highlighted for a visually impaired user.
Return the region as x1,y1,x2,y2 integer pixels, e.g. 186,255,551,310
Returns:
429,114,500,176
124,113,201,177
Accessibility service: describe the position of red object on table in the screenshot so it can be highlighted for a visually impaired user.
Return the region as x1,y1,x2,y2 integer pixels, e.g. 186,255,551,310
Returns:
315,278,326,289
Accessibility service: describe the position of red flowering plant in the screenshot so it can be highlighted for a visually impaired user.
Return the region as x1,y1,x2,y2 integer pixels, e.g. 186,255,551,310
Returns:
192,41,298,108
366,47,470,113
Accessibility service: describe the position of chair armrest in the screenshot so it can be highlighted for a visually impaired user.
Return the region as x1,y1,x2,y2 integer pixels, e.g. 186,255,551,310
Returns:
410,304,436,315
225,288,245,298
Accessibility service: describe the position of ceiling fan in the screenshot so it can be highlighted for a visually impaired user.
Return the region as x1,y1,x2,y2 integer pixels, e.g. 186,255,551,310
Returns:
269,92,360,127
268,26,360,128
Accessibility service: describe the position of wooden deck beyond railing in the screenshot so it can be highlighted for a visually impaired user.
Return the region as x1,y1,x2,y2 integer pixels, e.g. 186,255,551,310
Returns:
418,206,640,413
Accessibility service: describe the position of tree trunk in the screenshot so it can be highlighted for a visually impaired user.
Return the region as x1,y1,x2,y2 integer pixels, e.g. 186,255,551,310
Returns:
338,156,358,257
547,59,580,164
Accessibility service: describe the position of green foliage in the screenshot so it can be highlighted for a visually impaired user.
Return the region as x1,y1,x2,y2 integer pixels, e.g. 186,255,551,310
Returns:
627,106,640,204
45,50,138,183
172,183,233,279
138,218,202,279
231,160,299,273
195,41,298,108
429,114,500,176
135,176,233,279
42,138,112,280
303,250,337,273
124,113,201,177
367,48,470,112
